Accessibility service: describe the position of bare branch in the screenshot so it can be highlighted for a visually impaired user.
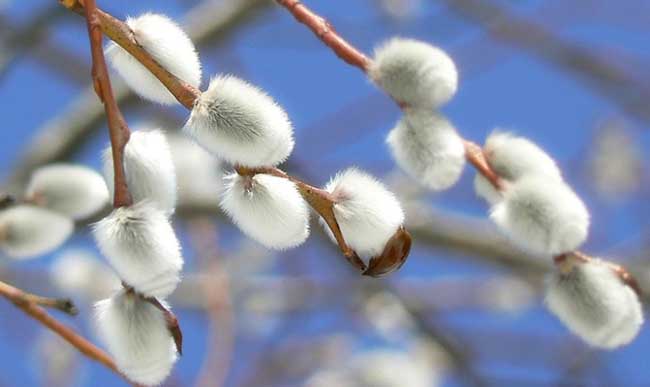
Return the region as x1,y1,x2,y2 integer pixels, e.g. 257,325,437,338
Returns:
79,0,132,208
0,280,124,380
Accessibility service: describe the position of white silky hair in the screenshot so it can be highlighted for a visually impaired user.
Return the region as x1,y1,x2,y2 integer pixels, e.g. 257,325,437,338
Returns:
369,37,458,109
320,168,404,261
183,75,295,167
490,176,590,255
0,205,73,259
220,173,310,250
386,109,465,190
92,201,183,298
25,164,109,220
167,132,222,205
103,129,177,216
95,290,178,386
105,13,201,105
545,258,643,349
474,131,563,204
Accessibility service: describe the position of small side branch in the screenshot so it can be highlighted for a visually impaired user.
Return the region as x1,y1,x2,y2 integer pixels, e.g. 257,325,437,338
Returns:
81,0,132,208
0,280,122,378
235,165,367,272
275,0,371,71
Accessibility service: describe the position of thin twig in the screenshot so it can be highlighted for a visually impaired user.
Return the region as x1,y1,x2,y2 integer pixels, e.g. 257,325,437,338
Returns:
0,280,122,378
0,280,77,315
79,0,132,208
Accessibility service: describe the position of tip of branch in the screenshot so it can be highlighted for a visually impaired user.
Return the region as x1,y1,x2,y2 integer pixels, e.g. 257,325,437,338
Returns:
56,298,80,316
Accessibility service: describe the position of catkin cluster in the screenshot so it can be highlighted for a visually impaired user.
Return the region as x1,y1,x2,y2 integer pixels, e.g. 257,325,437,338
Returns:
368,38,643,348
95,11,418,385
106,13,410,275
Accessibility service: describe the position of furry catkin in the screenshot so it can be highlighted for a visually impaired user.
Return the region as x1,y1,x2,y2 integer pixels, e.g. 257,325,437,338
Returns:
183,75,294,167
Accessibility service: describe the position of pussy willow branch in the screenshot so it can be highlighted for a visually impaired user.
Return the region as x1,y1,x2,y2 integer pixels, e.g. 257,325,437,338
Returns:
79,0,132,208
59,1,391,275
0,280,77,315
274,0,503,189
0,280,125,379
273,0,642,287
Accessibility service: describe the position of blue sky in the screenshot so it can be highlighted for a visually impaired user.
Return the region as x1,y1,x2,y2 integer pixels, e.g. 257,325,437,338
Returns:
1,0,649,386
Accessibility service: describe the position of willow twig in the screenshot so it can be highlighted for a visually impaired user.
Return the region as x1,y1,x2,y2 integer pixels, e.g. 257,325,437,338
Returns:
0,280,124,379
80,0,132,208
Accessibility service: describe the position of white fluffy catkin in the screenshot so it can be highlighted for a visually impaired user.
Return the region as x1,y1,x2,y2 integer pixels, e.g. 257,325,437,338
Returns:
369,37,458,109
320,168,404,260
474,131,563,204
104,129,177,215
105,13,201,105
490,176,589,255
387,109,465,190
92,201,183,298
220,173,310,250
25,164,109,219
545,258,643,349
95,290,178,386
183,75,294,167
0,205,73,259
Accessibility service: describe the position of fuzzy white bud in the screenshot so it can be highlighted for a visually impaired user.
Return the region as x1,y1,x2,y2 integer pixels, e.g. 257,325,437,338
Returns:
92,201,183,298
183,75,294,167
0,205,73,259
105,13,201,105
474,131,563,204
490,176,590,255
370,37,458,109
220,173,310,249
545,258,643,349
320,168,404,260
95,290,178,386
104,130,177,215
25,164,109,219
387,109,465,190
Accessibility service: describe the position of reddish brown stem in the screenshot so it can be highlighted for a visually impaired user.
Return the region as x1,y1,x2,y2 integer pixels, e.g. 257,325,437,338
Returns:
0,280,124,380
275,0,371,71
235,166,367,272
81,0,132,208
463,140,503,190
